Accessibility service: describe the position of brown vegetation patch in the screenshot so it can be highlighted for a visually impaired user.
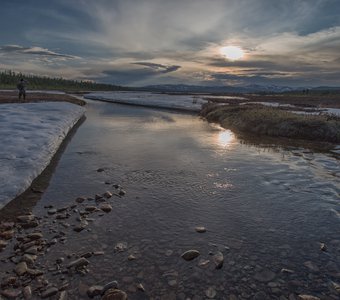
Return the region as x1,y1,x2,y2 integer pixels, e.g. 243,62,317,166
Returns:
201,103,340,143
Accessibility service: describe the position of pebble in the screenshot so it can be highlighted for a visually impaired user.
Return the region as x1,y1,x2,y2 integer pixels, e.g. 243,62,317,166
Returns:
303,261,319,272
298,295,320,300
320,243,327,251
195,226,206,233
67,257,89,269
0,230,15,240
26,268,44,276
281,268,294,274
213,251,224,269
87,285,104,298
57,207,68,213
205,287,217,299
136,283,145,292
331,281,340,293
1,289,22,299
102,281,119,294
181,250,200,261
74,224,86,232
41,287,59,299
0,240,8,250
128,254,136,261
100,203,113,213
15,261,28,276
27,232,43,240
168,279,177,287
23,285,32,299
103,191,113,198
47,209,57,215
76,197,86,203
59,291,68,300
17,215,35,223
118,190,126,196
25,246,39,255
198,259,210,267
254,270,276,282
102,288,127,300
97,168,105,172
85,206,97,212
114,242,127,252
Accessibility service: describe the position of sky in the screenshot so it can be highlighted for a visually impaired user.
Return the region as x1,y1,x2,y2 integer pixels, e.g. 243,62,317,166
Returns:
0,0,339,87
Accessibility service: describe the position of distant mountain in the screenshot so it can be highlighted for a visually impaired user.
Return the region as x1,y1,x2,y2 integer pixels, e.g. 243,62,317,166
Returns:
139,84,300,94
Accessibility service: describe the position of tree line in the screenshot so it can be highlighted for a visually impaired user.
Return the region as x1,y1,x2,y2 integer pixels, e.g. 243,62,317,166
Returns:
0,70,123,91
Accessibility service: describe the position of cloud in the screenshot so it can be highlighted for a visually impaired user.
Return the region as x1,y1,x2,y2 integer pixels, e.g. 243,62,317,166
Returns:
132,62,181,73
1,1,340,86
0,45,79,59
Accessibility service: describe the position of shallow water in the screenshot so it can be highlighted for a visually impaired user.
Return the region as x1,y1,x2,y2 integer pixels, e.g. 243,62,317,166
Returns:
2,100,340,299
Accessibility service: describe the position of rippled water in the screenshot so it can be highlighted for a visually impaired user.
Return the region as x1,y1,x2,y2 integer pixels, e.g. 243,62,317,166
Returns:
2,100,340,299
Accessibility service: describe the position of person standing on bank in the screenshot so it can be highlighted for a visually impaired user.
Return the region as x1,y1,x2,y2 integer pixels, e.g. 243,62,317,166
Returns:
17,78,28,101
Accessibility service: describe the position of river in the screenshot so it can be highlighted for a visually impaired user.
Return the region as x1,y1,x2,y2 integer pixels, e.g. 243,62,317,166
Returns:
2,99,340,299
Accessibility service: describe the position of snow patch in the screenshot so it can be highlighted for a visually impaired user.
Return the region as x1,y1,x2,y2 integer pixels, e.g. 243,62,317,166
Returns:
85,91,208,112
0,102,85,208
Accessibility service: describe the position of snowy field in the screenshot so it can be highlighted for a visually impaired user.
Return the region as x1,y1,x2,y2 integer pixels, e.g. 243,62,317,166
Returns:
85,91,208,112
0,102,85,208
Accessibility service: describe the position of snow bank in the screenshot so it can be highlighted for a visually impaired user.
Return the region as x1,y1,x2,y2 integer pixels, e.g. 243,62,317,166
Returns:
0,102,85,208
85,91,208,112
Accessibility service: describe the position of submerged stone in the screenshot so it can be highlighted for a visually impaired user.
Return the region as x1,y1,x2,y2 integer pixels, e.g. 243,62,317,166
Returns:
181,250,200,261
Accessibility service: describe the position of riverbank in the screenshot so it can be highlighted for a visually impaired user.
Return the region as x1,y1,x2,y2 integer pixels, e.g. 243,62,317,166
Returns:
201,103,340,143
0,90,86,106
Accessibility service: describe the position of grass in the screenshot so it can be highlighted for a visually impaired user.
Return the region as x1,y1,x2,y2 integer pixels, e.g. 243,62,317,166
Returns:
201,104,340,143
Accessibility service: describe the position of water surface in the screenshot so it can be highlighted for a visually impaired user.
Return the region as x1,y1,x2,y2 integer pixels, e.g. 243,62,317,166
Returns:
4,100,340,299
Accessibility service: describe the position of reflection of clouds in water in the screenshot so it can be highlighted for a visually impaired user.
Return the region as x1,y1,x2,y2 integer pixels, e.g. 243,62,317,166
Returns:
214,182,234,189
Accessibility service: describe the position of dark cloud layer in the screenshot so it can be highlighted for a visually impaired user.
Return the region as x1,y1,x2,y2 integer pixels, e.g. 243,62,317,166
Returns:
132,62,181,73
0,45,78,59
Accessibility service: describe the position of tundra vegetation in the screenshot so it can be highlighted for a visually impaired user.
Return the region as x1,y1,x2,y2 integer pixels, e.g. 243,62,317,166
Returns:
201,103,340,143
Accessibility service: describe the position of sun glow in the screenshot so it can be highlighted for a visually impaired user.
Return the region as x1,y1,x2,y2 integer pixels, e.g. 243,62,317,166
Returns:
220,46,245,60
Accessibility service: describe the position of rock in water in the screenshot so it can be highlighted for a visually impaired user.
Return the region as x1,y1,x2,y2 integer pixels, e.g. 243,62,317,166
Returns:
195,226,206,233
100,203,112,213
254,270,276,282
41,287,59,299
213,251,224,269
67,257,89,269
205,287,217,299
181,250,200,261
114,242,127,252
298,295,321,300
101,289,127,300
15,262,28,276
87,285,104,298
102,281,119,295
320,243,327,251
23,286,32,299
103,191,113,198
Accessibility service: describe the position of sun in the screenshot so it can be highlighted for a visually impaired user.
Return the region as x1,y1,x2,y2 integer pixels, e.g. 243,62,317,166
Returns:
220,46,245,61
